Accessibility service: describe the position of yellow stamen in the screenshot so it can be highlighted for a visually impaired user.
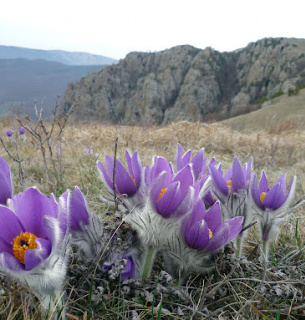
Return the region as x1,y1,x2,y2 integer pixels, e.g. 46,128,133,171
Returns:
129,174,136,186
226,180,232,187
157,188,168,201
209,228,213,239
260,192,267,204
12,231,38,264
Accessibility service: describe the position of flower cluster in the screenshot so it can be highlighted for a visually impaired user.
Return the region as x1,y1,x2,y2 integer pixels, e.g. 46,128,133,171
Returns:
98,145,244,278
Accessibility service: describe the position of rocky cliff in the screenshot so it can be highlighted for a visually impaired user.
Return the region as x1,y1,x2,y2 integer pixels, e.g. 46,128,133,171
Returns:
61,38,305,124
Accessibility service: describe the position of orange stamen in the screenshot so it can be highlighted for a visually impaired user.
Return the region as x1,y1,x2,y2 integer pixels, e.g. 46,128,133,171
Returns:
12,231,38,264
226,180,232,187
260,192,267,204
157,188,168,201
209,228,213,239
129,174,136,186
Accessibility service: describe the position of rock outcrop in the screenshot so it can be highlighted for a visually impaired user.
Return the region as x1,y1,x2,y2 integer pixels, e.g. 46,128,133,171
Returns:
61,38,305,124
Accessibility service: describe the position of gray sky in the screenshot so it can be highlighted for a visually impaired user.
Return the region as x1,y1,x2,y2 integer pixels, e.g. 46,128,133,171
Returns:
1,0,304,60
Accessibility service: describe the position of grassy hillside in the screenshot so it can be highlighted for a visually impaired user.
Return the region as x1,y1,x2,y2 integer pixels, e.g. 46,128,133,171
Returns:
220,88,305,132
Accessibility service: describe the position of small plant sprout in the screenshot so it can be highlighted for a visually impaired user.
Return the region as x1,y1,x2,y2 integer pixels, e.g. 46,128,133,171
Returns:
0,187,70,315
208,156,253,257
251,171,299,261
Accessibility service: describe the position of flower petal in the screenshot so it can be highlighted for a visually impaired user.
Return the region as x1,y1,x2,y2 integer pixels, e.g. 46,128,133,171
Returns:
0,156,13,205
225,216,243,242
97,160,113,190
185,219,210,250
190,148,205,180
263,182,286,210
131,151,142,188
275,173,286,194
209,164,229,196
114,160,137,196
251,174,265,210
258,171,269,194
202,202,222,233
232,156,246,192
0,252,24,274
0,206,24,254
173,164,194,198
201,223,229,253
12,188,57,239
69,188,90,231
24,238,52,270
156,182,180,218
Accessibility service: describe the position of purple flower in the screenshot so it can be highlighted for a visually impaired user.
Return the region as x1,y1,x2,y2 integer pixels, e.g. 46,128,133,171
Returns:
97,150,142,198
6,129,13,137
184,200,243,253
175,144,208,181
148,157,195,218
19,127,26,135
66,187,105,261
0,156,13,205
251,171,296,212
251,171,297,250
103,253,136,282
0,187,69,310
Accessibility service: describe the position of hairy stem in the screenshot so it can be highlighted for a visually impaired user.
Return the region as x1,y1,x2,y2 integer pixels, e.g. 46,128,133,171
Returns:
141,246,157,279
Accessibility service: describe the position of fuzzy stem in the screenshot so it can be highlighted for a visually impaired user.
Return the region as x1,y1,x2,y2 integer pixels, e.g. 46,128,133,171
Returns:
262,239,269,262
235,236,243,258
141,246,157,279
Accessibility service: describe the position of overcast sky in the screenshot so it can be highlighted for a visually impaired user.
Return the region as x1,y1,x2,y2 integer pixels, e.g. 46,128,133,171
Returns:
1,0,304,60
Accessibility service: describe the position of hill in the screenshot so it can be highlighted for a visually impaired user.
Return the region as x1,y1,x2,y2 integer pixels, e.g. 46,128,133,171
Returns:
0,58,104,117
220,88,305,132
0,45,117,66
60,37,305,124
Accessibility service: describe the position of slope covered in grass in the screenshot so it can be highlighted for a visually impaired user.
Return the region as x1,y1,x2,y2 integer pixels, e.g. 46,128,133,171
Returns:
221,88,305,132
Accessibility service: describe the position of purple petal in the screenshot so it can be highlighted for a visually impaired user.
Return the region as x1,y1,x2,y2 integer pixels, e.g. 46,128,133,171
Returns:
156,182,181,218
187,199,206,226
224,166,232,181
0,206,24,254
190,149,205,180
173,165,194,198
244,157,253,184
282,176,296,206
151,157,172,187
264,182,286,210
0,252,24,273
131,151,142,188
149,171,167,203
209,157,217,167
203,190,216,208
69,188,90,231
97,160,113,190
121,255,136,281
24,238,52,270
202,202,222,233
201,222,229,253
57,190,68,234
251,174,265,210
232,156,246,192
258,171,269,194
275,174,286,195
12,188,56,239
185,220,210,250
0,156,12,205
172,186,195,218
114,160,137,196
225,216,243,242
209,164,229,196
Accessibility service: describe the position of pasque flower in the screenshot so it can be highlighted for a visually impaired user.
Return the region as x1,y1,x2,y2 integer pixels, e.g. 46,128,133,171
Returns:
0,187,69,312
97,150,143,210
5,129,13,137
66,187,106,262
0,156,13,205
208,156,253,257
251,171,297,260
166,199,243,278
19,127,26,135
103,252,136,282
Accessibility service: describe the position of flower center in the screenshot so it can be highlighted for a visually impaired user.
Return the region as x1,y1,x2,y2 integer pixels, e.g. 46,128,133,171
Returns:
260,192,267,204
226,180,232,187
209,228,213,239
12,231,38,264
157,188,168,201
129,174,136,186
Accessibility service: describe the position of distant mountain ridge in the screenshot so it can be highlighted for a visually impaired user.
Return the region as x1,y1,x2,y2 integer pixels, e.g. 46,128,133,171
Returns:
60,37,305,124
0,58,104,118
0,45,117,66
